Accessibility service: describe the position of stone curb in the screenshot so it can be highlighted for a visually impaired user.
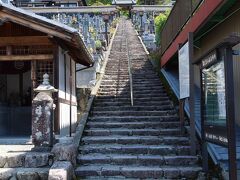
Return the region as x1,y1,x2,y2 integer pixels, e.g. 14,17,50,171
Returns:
48,161,74,180
134,28,150,55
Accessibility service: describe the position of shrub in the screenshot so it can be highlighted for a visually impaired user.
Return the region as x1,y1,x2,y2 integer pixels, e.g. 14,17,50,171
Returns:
154,13,167,47
95,40,102,49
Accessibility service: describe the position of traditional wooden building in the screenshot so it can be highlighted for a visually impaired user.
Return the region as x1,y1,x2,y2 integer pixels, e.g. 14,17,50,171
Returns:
0,2,93,137
160,0,240,178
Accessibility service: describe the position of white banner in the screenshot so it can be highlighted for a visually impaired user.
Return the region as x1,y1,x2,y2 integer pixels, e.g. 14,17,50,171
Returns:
178,42,190,99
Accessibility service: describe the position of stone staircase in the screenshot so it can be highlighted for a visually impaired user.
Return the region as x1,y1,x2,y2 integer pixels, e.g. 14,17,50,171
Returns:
0,144,52,179
75,19,202,179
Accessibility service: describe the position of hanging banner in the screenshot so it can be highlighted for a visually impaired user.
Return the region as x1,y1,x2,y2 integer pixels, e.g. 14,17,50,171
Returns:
178,42,190,99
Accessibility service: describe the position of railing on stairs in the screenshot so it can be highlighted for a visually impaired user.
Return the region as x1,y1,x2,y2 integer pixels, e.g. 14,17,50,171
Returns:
126,37,134,106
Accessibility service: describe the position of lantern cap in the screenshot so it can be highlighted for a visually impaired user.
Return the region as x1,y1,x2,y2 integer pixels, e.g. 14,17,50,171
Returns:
34,73,58,93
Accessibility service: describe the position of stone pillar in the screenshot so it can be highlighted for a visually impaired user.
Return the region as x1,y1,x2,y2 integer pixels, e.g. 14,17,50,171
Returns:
32,92,53,146
32,74,57,147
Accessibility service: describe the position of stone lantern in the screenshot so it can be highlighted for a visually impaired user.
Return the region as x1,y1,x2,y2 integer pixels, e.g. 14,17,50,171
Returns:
32,73,58,147
34,73,58,97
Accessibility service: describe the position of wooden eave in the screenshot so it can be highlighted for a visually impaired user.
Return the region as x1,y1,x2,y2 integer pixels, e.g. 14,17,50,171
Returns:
0,5,93,66
0,36,52,46
0,10,73,41
0,54,54,61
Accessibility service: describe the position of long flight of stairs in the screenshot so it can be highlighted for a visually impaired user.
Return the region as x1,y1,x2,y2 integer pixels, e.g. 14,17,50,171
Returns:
75,19,202,179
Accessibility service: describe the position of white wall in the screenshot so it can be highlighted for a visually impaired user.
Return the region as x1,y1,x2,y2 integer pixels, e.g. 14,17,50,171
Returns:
71,59,76,102
58,47,66,99
66,55,71,101
59,103,70,136
58,47,78,136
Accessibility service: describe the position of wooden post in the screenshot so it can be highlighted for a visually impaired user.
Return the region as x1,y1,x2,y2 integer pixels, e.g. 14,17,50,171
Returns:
189,32,196,155
224,46,237,180
53,45,59,135
69,58,72,137
19,73,23,105
200,67,209,173
179,99,185,134
31,60,37,99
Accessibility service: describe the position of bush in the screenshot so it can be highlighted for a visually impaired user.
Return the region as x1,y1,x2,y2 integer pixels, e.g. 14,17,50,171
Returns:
154,13,167,47
120,10,129,17
95,40,102,49
149,49,162,70
88,0,112,6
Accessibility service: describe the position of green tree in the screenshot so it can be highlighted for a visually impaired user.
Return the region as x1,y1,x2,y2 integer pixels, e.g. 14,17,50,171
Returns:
87,0,112,5
154,10,170,46
137,0,171,5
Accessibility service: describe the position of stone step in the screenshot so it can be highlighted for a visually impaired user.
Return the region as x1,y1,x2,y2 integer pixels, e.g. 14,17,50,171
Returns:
95,97,170,102
99,88,165,92
76,19,202,180
99,84,163,88
81,136,189,145
93,101,172,107
88,115,179,123
101,79,161,83
84,128,182,136
75,165,201,179
77,154,198,166
99,84,164,88
79,144,191,155
104,69,129,72
97,93,168,98
103,77,159,81
104,73,157,76
98,86,164,91
0,167,49,180
74,175,130,179
92,105,173,111
100,82,162,86
86,121,180,129
0,152,53,168
98,89,166,94
103,75,158,78
91,110,177,116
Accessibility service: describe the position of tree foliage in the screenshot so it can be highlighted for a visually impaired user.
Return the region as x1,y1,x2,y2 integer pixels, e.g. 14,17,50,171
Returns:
87,0,112,6
136,0,171,5
154,10,170,46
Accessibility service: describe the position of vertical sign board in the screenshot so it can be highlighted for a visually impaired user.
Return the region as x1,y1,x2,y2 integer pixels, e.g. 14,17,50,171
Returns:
178,42,190,99
178,36,196,156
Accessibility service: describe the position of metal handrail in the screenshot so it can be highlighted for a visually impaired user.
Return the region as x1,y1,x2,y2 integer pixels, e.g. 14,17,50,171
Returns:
126,37,134,106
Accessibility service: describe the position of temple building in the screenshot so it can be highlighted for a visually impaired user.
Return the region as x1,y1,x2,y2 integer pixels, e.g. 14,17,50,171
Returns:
0,2,93,138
